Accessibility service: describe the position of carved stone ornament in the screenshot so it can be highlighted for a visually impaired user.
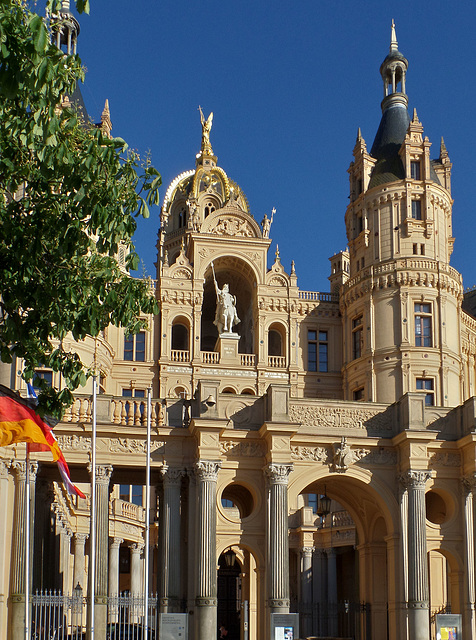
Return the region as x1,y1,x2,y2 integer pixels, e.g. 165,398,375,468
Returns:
11,459,38,481
57,434,90,451
263,463,293,485
268,598,290,609
429,451,461,468
399,469,432,490
289,403,392,433
290,445,329,463
220,440,264,457
194,460,221,482
0,459,11,478
207,215,255,238
332,437,369,472
109,438,165,455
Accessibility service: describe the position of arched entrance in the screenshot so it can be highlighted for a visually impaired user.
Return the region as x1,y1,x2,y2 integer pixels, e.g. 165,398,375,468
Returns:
290,470,400,640
218,550,242,640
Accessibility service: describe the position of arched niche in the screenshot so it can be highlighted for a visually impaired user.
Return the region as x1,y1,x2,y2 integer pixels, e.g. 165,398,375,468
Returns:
201,257,257,354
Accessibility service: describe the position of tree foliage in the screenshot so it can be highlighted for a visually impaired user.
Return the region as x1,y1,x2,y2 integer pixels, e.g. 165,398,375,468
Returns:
0,0,161,416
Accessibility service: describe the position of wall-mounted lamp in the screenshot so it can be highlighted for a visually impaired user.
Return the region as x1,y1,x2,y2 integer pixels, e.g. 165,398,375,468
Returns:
205,395,216,407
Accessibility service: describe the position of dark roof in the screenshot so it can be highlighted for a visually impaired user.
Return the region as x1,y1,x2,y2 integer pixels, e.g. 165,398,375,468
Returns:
368,103,441,189
369,103,410,188
463,289,476,319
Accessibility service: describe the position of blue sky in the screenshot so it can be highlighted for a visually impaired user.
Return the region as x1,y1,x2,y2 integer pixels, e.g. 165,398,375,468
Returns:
71,0,476,293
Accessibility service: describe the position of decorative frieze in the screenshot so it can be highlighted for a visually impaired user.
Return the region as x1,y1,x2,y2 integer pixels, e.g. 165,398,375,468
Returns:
289,403,392,433
290,445,328,462
429,451,461,468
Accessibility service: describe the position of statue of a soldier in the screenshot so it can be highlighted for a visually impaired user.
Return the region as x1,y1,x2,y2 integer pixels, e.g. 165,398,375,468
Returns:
211,262,240,334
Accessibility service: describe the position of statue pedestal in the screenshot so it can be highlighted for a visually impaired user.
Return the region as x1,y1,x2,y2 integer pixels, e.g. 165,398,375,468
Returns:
216,333,240,365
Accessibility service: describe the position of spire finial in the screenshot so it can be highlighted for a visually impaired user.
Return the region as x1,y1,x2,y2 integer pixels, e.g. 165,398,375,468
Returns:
390,19,398,53
275,244,280,260
412,108,419,123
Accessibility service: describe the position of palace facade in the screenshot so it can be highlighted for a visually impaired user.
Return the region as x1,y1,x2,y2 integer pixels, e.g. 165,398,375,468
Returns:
1,15,476,640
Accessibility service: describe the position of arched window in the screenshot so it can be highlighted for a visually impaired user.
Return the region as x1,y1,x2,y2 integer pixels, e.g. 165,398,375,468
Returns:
204,201,216,218
268,329,283,356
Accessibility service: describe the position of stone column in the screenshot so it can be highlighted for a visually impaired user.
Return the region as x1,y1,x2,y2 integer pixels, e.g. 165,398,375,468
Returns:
130,543,144,596
326,547,338,637
0,459,11,639
9,459,38,639
462,475,476,640
313,549,325,636
108,538,122,597
73,534,88,592
300,546,314,638
187,469,197,632
159,466,184,613
194,461,221,640
264,464,293,619
88,464,112,640
401,470,431,640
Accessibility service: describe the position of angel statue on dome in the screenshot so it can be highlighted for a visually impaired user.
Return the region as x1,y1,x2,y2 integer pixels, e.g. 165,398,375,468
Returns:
199,106,213,155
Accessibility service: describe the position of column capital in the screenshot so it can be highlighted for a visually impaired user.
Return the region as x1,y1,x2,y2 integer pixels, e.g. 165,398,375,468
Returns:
300,546,315,558
109,537,123,550
160,465,184,486
263,463,293,485
462,473,476,494
130,542,145,554
75,533,88,544
0,458,11,478
399,469,431,490
88,464,113,485
194,460,221,482
325,547,336,557
11,459,38,482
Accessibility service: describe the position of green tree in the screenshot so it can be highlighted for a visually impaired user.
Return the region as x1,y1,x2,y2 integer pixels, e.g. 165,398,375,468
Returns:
0,0,161,416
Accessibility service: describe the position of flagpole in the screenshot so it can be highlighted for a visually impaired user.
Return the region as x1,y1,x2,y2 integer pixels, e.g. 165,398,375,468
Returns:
25,443,30,640
90,374,97,640
144,387,151,636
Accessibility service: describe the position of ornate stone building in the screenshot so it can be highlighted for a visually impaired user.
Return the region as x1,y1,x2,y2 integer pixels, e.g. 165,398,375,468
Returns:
1,18,476,640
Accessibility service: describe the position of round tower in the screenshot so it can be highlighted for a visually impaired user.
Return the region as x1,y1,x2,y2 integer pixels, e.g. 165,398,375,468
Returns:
341,22,462,407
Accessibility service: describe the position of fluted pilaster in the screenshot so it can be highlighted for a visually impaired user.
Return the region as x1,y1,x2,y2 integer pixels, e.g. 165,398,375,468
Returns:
108,537,122,597
300,546,314,638
264,464,292,613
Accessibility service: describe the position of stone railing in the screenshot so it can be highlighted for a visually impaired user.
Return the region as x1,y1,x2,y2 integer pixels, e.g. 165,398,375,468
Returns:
268,355,286,368
170,349,190,363
63,397,92,423
240,354,256,367
299,290,338,302
111,398,164,427
110,498,145,525
201,351,220,364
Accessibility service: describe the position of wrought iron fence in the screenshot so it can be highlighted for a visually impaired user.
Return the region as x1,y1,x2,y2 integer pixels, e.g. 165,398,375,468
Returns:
31,591,158,640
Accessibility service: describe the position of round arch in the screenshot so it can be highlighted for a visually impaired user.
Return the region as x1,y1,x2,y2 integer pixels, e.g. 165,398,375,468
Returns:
200,256,259,354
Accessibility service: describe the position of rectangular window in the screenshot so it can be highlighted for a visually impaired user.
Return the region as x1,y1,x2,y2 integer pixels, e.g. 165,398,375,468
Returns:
119,484,143,506
307,494,319,514
308,330,328,372
124,331,146,361
411,200,422,220
415,303,432,347
410,161,421,180
416,378,434,406
352,316,363,360
308,330,317,372
33,369,53,389
318,331,328,372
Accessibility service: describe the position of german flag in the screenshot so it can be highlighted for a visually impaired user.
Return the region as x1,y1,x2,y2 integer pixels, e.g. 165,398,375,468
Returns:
0,384,85,498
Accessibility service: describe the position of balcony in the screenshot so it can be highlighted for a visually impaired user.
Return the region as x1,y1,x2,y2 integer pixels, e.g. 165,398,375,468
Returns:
170,349,190,363
268,355,286,368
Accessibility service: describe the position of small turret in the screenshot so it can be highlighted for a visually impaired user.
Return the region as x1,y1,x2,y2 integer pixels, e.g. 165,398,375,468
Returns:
49,0,80,56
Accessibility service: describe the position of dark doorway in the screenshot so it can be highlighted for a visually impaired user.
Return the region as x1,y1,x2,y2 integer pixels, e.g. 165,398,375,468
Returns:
217,552,242,640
